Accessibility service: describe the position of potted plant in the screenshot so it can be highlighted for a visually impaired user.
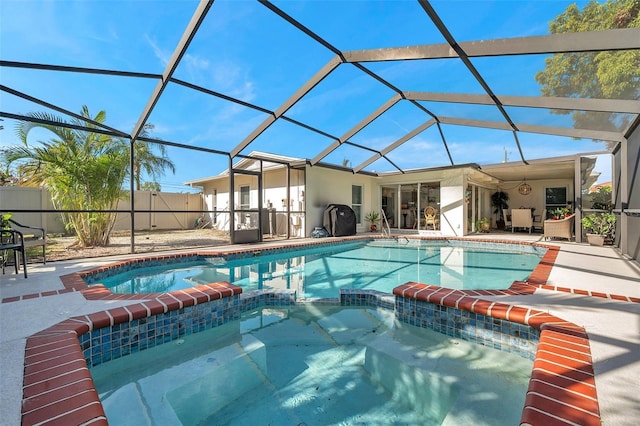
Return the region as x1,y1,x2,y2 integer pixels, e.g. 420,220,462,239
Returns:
551,207,572,220
364,211,381,232
581,212,616,246
491,191,509,229
475,217,490,233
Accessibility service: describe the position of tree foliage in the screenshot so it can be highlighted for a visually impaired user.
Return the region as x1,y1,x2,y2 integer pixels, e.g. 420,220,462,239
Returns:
4,107,175,247
536,0,640,133
133,124,175,191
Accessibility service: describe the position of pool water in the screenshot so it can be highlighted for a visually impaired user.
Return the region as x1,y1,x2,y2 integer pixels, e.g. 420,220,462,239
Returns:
90,305,533,425
97,240,545,298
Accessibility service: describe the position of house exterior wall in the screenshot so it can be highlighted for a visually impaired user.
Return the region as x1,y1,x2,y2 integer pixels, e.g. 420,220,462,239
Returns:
305,166,378,235
440,172,466,236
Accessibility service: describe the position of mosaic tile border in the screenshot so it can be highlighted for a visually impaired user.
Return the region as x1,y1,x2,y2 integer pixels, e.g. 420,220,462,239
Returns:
395,296,540,360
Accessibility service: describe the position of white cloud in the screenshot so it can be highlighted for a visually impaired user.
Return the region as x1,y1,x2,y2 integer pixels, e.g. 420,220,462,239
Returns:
145,34,171,67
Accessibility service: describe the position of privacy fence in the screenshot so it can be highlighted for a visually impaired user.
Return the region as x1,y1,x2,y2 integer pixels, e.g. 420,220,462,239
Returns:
0,187,203,234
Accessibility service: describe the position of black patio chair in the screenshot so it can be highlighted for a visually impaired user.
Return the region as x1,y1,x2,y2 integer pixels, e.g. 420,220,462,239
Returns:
1,229,27,278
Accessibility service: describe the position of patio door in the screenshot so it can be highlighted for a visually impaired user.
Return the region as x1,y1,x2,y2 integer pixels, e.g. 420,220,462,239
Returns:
230,168,262,244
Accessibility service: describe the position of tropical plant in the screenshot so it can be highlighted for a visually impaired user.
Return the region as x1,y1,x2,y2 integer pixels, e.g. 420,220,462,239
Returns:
491,191,510,221
1,212,12,229
588,186,613,210
364,211,381,230
475,217,490,233
132,124,175,191
4,106,174,247
581,212,616,235
536,0,640,138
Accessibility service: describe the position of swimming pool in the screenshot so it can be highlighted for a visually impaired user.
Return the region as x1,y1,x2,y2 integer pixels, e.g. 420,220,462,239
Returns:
92,239,545,298
90,304,533,425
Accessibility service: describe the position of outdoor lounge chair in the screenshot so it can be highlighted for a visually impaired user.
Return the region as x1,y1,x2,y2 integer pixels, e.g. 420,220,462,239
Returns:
1,229,27,278
544,214,575,241
9,218,46,264
511,208,533,233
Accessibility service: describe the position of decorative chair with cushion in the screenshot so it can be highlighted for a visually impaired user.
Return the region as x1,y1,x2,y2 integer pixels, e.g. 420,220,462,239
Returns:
543,214,575,241
424,206,438,230
511,208,533,233
533,209,547,232
502,209,512,230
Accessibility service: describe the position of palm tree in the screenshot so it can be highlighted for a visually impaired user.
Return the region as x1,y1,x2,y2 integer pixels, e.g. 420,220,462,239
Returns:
5,106,175,246
132,124,175,191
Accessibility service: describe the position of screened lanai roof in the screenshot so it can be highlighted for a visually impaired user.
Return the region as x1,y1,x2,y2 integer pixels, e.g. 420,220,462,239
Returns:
1,0,638,190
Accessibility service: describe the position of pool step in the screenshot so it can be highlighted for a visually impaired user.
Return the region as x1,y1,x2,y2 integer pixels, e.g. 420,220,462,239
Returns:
98,334,268,425
364,332,458,424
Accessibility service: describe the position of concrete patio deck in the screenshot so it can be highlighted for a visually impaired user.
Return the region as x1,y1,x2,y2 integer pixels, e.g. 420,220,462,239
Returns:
1,234,639,425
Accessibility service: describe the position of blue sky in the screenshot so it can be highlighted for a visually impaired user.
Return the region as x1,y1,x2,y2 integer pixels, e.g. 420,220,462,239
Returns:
0,0,615,191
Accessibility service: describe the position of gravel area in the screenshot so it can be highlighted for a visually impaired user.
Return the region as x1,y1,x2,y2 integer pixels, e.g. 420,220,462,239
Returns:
43,229,232,262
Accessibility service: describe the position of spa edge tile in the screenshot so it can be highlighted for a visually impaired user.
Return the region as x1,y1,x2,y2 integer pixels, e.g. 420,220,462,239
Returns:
527,379,598,412
532,359,594,382
23,367,92,400
469,299,493,315
488,302,510,318
156,293,182,310
179,287,211,304
24,342,79,365
523,392,600,426
23,358,89,386
538,339,591,359
172,291,197,308
125,303,150,320
106,307,130,324
425,288,456,304
528,373,597,400
86,311,112,329
520,405,597,426
541,333,590,350
541,323,589,339
440,291,463,307
506,306,531,323
22,392,106,426
22,377,97,412
141,300,166,316
534,350,594,374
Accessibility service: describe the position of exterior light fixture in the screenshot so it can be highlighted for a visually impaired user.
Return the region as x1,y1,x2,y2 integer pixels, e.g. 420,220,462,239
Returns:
518,179,532,195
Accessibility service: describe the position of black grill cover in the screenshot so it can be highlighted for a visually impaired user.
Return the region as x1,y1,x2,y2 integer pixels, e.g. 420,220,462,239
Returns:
322,204,357,237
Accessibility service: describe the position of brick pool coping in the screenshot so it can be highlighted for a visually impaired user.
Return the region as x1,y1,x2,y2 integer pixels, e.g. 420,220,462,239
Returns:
9,236,638,424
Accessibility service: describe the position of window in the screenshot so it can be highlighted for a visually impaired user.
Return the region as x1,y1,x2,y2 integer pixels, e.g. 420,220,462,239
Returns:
240,185,250,210
352,185,362,224
545,187,567,218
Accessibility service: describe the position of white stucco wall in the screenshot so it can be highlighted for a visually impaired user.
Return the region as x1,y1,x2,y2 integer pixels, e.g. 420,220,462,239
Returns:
439,172,465,236
305,166,379,235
